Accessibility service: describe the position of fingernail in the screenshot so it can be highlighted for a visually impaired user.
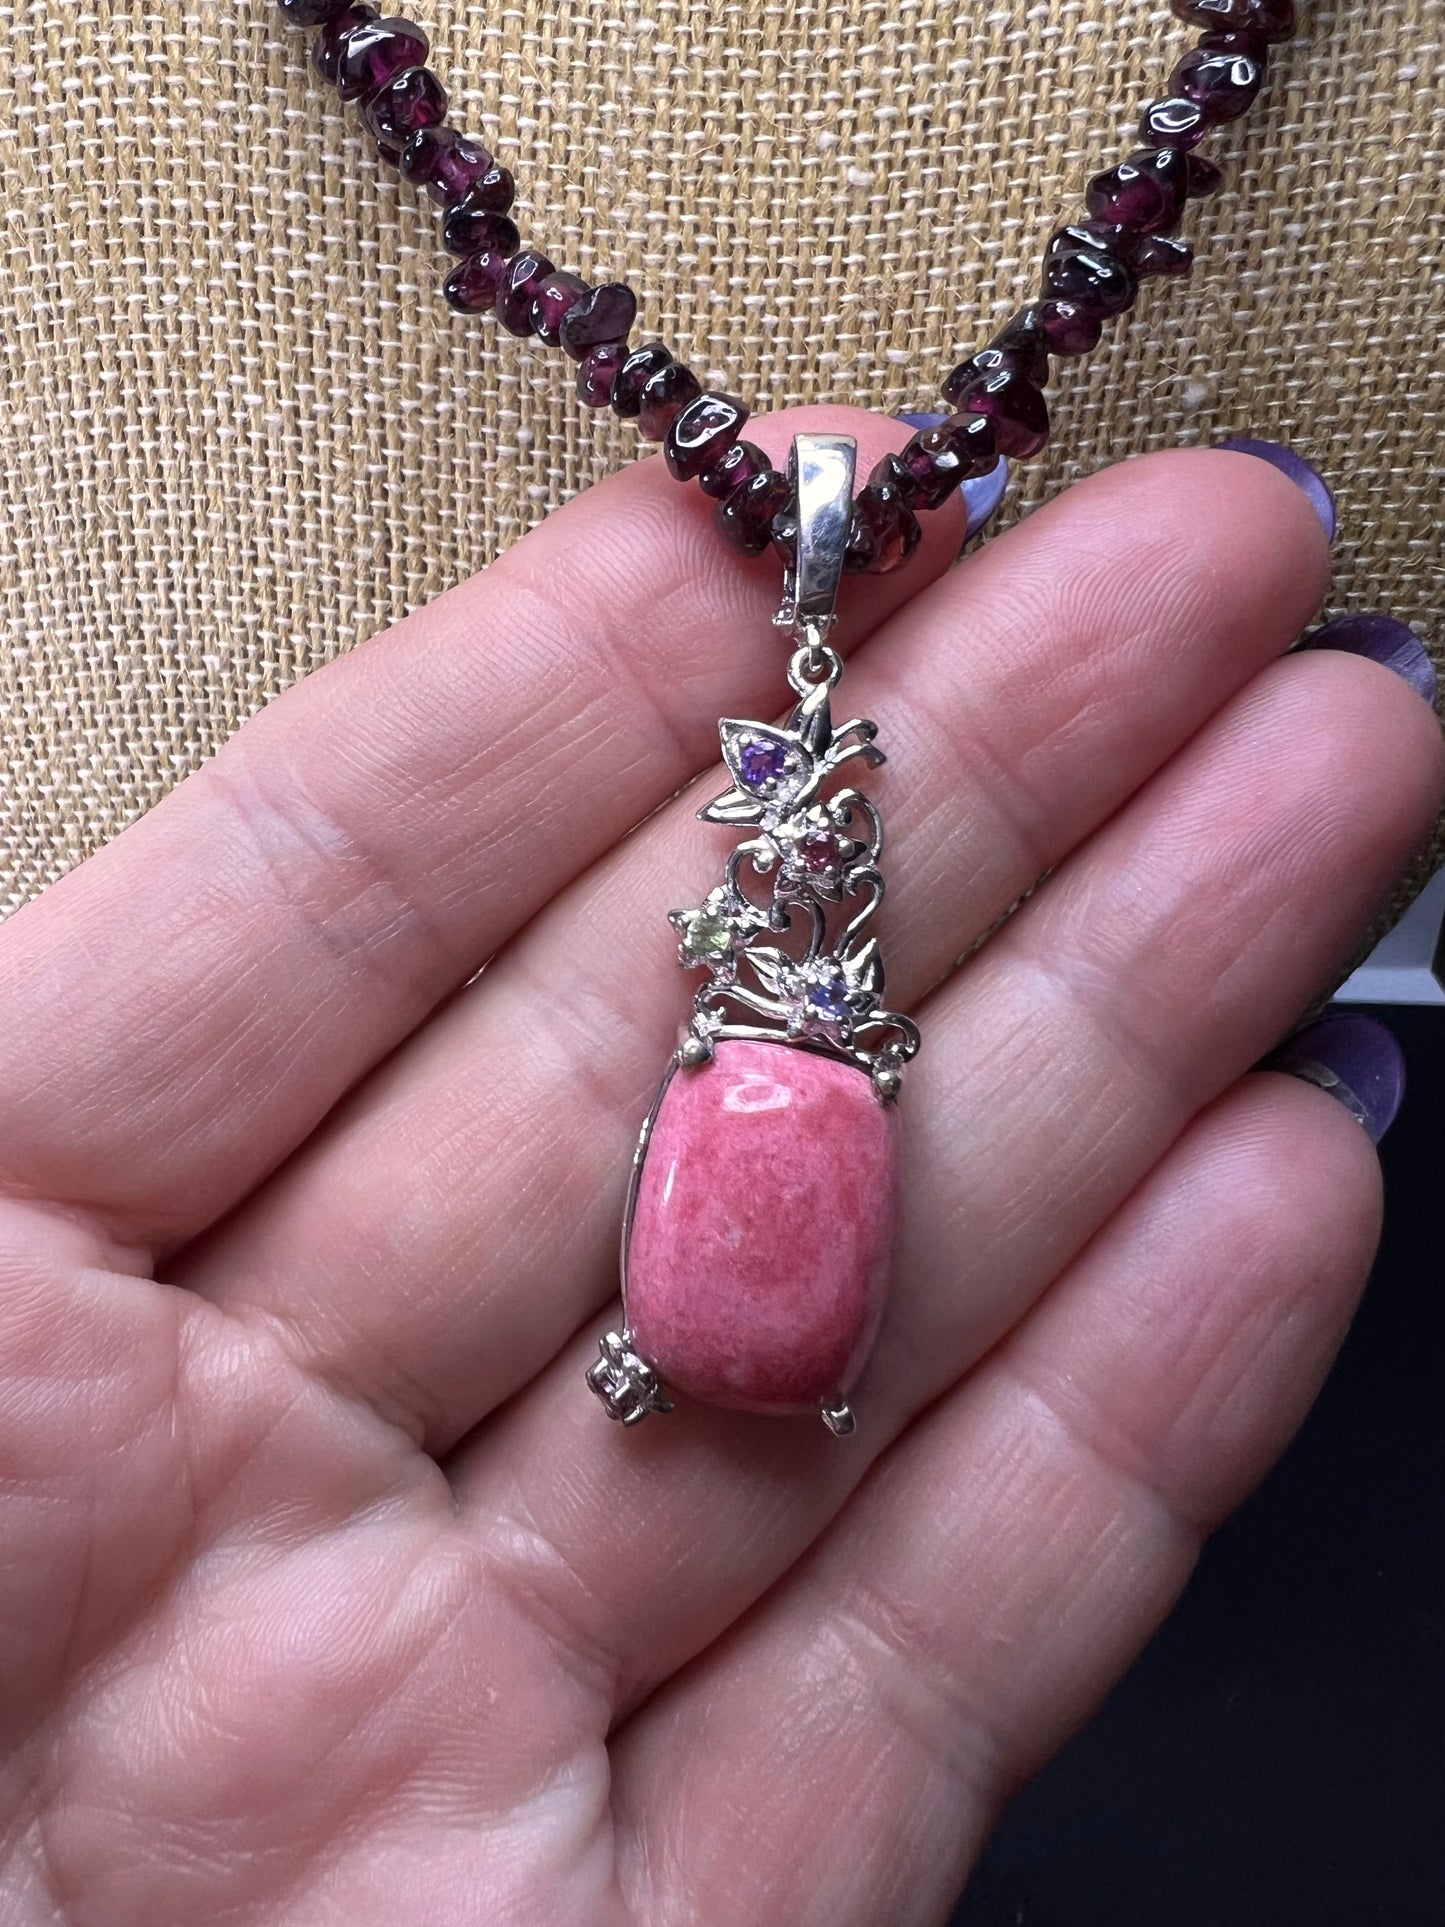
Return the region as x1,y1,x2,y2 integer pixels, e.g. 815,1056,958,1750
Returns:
960,457,1009,538
1265,1012,1406,1144
893,414,1010,537
1302,612,1437,707
1215,437,1337,545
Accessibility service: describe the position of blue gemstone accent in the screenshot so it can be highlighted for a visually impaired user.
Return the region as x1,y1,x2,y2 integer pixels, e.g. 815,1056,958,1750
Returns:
808,971,850,1018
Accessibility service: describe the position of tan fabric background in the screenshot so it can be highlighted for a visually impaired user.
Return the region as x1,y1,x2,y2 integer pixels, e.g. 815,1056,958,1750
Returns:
1,0,1441,920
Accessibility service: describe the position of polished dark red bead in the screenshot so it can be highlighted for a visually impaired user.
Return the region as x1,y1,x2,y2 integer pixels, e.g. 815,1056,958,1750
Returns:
576,343,629,408
1034,298,1104,355
495,251,555,334
611,343,674,419
442,177,517,254
714,468,791,557
531,271,590,345
1171,39,1266,121
664,393,749,480
558,283,638,361
954,366,1049,460
896,412,999,512
331,16,429,103
942,344,1044,410
986,307,1053,386
402,126,494,207
440,208,518,261
637,363,703,441
1085,147,1189,233
1184,151,1225,197
1139,94,1211,148
443,249,508,313
845,478,921,576
1171,0,1294,40
362,66,446,163
279,0,350,25
1041,235,1138,318
311,7,378,86
1134,232,1194,278
699,440,769,501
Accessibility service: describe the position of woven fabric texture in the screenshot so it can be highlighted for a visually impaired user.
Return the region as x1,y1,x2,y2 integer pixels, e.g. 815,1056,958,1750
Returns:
1,0,1441,919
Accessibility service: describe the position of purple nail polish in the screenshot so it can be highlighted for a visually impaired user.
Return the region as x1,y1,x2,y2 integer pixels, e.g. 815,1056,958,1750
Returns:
960,456,1010,538
1216,437,1337,546
1303,613,1437,707
1266,1013,1406,1144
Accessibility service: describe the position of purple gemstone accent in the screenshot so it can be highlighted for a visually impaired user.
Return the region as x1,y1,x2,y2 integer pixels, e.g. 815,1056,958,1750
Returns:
401,126,495,207
1216,437,1337,544
1266,1014,1406,1145
1303,614,1438,706
739,739,789,789
895,410,947,432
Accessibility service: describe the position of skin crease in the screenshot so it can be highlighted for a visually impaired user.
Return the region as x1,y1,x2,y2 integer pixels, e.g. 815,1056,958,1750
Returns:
0,405,1438,1925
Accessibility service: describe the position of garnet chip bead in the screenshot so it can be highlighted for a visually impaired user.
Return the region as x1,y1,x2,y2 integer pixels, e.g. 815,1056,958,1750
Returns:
664,393,750,481
279,0,350,24
495,252,556,334
362,66,447,163
332,16,430,103
715,467,792,557
1170,0,1294,40
401,125,495,207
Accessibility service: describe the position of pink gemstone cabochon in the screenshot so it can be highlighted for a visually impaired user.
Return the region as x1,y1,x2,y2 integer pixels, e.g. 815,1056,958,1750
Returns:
625,1039,898,1414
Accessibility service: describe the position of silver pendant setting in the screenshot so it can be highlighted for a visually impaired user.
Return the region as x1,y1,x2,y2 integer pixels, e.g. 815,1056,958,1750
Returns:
588,433,918,1432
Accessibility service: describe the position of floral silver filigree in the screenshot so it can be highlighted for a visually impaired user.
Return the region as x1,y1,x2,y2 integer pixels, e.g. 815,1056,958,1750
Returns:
671,675,920,1083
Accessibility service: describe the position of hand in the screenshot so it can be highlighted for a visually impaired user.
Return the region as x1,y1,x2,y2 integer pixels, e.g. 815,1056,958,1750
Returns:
0,409,1437,1925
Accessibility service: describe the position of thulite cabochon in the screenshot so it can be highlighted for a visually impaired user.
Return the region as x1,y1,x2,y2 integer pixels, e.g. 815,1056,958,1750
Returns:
625,1040,898,1414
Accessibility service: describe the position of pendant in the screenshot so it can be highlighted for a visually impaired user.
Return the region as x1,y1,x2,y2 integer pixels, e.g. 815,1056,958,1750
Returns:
587,434,919,1434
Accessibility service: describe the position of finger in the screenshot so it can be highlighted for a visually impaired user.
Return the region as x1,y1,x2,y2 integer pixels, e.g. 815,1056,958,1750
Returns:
450,643,1439,1712
609,1072,1383,1927
0,406,961,1249
185,447,1332,1449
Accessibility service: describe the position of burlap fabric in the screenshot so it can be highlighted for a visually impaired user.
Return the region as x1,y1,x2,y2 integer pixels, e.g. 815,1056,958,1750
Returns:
1,0,1441,921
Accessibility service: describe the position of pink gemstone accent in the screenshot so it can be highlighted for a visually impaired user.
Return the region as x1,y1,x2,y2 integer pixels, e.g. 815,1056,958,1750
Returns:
625,1040,897,1414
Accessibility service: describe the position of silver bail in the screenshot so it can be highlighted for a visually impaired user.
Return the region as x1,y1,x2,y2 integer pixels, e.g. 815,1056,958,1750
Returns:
773,432,857,647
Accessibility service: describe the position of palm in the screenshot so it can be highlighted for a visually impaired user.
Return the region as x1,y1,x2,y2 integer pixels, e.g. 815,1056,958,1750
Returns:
0,408,1436,1926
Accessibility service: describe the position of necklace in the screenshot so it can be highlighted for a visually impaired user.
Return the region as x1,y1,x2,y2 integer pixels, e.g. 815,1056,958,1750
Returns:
273,0,1297,1434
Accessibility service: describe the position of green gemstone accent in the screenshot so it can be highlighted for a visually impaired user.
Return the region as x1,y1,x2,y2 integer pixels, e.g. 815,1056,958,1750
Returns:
684,914,734,962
